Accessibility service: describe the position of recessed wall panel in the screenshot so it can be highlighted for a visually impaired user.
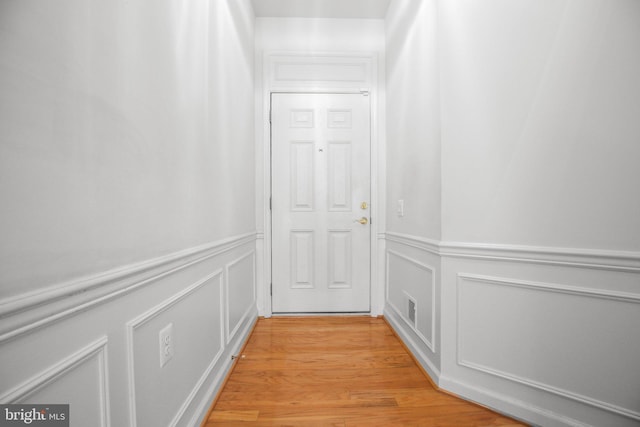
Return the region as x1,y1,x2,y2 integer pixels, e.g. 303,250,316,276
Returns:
457,274,640,418
290,141,314,211
227,252,256,343
387,250,435,351
290,231,314,289
14,339,109,427
129,273,223,427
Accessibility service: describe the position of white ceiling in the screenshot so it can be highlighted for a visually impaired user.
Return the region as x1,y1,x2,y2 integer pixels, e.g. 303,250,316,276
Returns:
251,0,391,19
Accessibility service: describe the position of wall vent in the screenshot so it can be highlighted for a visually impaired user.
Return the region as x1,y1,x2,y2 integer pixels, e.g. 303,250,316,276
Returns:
408,297,417,327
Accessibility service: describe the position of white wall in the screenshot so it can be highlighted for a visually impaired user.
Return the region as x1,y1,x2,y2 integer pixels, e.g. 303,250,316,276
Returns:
386,0,440,240
384,0,442,381
440,0,640,251
255,17,385,52
0,1,257,426
385,1,640,426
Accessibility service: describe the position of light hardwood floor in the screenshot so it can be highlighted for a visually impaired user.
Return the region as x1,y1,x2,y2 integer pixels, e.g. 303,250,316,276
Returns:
202,317,527,426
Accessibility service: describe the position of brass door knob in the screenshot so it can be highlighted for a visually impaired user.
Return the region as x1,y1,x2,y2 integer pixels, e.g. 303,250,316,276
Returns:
354,217,368,225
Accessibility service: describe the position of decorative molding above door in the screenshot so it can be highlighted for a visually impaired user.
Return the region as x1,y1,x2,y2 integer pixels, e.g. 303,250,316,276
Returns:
265,52,376,91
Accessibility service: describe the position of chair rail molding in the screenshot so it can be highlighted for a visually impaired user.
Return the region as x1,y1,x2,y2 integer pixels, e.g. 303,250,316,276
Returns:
384,232,640,272
440,241,640,273
0,232,257,343
385,231,440,255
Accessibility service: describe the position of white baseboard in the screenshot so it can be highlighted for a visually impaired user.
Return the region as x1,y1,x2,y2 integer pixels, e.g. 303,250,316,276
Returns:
439,375,590,427
383,305,440,383
188,310,258,427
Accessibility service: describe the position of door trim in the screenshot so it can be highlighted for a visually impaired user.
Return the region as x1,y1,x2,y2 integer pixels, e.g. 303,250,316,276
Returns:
257,52,384,317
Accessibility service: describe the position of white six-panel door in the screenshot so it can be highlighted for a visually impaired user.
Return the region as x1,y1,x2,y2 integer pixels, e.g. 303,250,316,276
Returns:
271,93,371,313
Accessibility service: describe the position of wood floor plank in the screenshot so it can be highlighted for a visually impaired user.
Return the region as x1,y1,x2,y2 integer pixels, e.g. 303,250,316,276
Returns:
349,388,469,408
231,353,416,370
208,420,347,427
203,317,527,427
208,410,259,421
221,367,431,390
214,396,398,412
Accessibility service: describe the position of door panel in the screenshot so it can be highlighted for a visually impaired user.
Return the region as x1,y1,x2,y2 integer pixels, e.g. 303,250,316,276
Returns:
271,93,371,313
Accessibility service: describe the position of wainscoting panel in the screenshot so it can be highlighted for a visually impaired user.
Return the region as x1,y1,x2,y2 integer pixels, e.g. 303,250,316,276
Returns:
387,250,435,351
1,337,109,427
127,271,224,427
226,251,256,344
0,233,258,427
382,232,640,427
440,253,640,427
457,274,640,420
383,237,441,380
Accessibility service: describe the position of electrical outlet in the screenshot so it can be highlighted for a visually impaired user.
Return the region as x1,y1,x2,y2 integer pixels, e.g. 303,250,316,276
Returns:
397,199,404,217
159,323,174,368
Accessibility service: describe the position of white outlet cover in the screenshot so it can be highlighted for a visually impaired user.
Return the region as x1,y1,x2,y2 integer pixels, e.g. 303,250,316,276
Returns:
397,199,404,217
159,323,174,368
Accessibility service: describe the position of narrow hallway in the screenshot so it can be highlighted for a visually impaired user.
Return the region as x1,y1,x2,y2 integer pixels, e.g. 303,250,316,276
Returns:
2,0,638,425
203,317,525,426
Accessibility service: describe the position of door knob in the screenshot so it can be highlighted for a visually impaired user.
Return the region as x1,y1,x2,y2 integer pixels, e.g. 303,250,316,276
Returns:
354,217,368,225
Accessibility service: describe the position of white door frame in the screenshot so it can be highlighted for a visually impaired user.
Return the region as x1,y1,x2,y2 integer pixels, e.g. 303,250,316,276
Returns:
256,52,385,317
257,52,384,318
